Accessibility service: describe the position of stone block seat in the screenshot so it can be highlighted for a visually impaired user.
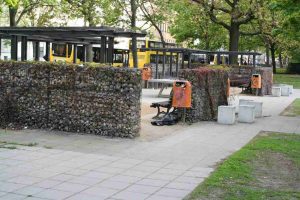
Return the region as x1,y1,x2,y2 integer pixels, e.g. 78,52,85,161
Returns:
217,106,236,125
272,87,281,97
238,105,255,123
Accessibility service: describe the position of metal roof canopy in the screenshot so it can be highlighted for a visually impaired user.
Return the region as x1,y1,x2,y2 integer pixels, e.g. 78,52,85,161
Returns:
140,47,261,79
0,26,146,64
140,47,261,56
0,26,146,43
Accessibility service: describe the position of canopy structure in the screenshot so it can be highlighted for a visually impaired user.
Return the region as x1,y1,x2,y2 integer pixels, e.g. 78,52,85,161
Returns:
139,47,261,78
0,26,146,63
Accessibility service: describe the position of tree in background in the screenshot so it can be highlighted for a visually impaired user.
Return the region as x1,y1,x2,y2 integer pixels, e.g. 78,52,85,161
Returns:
192,0,259,63
2,0,56,27
170,0,227,50
139,0,170,48
63,0,122,62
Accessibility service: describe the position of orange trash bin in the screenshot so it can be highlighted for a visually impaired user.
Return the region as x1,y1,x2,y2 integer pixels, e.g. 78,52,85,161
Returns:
142,67,152,80
251,74,262,89
172,81,192,108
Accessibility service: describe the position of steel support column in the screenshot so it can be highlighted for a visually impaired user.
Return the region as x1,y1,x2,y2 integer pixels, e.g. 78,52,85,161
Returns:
253,55,256,67
170,52,173,76
176,53,179,77
21,36,27,61
34,41,40,61
155,51,159,79
73,44,77,63
162,52,166,78
100,36,106,63
181,53,185,69
82,45,87,63
107,37,114,64
11,35,18,60
217,53,221,65
45,41,50,61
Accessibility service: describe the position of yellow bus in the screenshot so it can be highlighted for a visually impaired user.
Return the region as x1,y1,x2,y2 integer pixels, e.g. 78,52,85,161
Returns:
128,39,178,68
49,43,129,67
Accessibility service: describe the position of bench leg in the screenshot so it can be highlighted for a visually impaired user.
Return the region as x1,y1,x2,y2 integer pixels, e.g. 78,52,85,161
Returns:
153,107,161,119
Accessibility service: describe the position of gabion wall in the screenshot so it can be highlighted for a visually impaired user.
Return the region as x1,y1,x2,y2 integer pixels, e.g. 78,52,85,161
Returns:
0,61,142,138
179,67,229,122
229,66,273,96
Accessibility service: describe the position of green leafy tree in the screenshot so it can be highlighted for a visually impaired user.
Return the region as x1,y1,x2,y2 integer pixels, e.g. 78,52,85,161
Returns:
2,0,56,27
63,0,122,62
192,0,260,63
170,0,227,50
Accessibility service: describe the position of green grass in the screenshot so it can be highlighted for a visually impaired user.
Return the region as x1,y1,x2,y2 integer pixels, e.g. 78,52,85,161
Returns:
274,74,300,89
185,132,300,200
275,68,288,74
281,99,300,117
0,141,38,149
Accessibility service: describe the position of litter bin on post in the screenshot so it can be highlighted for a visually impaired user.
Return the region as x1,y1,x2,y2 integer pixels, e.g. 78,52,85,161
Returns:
251,74,261,95
142,66,152,88
172,81,192,122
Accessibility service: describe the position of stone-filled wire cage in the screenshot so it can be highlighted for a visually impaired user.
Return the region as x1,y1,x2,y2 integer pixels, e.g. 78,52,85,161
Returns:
0,61,142,138
179,67,229,123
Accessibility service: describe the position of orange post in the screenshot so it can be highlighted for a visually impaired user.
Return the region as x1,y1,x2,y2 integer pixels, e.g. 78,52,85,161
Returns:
142,67,152,80
172,81,192,108
227,78,230,97
251,74,262,89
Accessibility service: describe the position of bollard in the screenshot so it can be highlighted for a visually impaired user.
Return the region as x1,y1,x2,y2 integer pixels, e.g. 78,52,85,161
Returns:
218,106,236,125
238,105,255,123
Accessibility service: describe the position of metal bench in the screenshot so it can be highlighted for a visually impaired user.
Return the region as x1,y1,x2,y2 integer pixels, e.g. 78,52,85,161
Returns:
150,100,172,119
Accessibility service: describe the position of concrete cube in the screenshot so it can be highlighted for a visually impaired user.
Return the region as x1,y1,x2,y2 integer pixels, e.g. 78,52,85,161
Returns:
248,101,263,118
239,99,253,105
287,85,293,94
281,85,290,96
272,87,281,97
228,96,239,113
218,106,236,125
238,105,255,123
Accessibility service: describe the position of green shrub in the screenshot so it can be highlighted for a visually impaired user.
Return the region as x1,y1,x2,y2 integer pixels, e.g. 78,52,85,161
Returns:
287,63,300,74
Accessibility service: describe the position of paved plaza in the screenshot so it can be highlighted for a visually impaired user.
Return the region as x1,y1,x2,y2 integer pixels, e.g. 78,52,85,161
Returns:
0,89,299,200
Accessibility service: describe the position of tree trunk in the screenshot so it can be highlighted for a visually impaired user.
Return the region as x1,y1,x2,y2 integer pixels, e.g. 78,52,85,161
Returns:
130,0,138,68
9,7,17,27
270,44,276,74
86,45,93,62
279,51,283,68
265,45,270,66
86,21,95,62
229,23,240,64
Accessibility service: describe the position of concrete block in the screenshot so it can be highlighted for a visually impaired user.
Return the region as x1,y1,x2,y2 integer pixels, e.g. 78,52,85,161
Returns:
240,101,263,118
281,85,290,96
228,96,239,113
287,85,293,94
238,105,255,123
272,87,281,97
239,99,253,105
218,106,236,125
248,101,263,118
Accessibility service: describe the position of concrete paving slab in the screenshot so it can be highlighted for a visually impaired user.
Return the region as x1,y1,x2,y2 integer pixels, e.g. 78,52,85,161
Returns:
0,89,299,199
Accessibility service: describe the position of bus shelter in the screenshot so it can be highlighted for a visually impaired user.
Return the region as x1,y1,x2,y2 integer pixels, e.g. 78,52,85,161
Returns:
0,26,146,64
139,47,261,78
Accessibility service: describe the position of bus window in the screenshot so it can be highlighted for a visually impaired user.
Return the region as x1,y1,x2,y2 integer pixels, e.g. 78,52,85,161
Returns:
129,40,146,49
150,54,156,63
52,44,66,57
67,44,72,57
114,53,123,63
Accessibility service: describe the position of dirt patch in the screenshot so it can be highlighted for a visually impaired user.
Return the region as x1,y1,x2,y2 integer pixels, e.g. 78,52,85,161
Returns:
141,102,157,116
252,151,300,191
